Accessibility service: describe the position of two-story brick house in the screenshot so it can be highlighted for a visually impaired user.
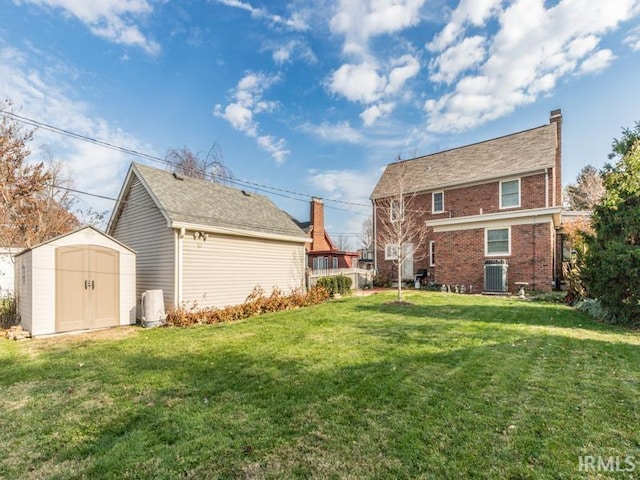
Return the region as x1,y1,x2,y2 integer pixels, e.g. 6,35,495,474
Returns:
371,110,564,293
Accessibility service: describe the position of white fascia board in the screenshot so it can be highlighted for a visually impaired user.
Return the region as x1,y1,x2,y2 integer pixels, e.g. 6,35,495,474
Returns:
172,222,312,244
426,207,562,233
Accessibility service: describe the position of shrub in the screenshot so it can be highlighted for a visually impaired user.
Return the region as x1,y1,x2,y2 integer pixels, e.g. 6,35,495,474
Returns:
165,285,330,327
575,299,618,324
373,272,392,288
316,275,352,297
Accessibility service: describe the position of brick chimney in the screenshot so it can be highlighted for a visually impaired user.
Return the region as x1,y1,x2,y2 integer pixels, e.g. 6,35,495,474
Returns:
310,197,325,250
550,109,562,207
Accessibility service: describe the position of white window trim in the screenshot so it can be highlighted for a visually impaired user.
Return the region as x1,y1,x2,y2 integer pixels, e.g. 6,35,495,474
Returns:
485,226,511,256
429,240,435,267
384,244,399,260
432,191,444,213
390,199,404,222
499,178,521,209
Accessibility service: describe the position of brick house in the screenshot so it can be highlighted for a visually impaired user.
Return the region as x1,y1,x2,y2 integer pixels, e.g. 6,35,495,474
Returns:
295,198,359,271
370,110,564,293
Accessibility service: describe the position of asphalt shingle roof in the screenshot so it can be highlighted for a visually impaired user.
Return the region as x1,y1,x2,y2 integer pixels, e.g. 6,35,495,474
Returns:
133,162,307,239
371,123,558,200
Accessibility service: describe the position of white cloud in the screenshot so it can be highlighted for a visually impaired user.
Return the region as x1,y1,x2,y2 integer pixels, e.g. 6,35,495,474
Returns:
624,25,640,51
578,49,616,75
330,0,426,55
268,39,317,65
17,0,160,55
328,55,420,126
307,168,378,206
429,35,486,84
425,0,638,133
257,135,289,165
327,2,424,126
386,55,421,94
0,44,147,213
427,0,502,52
215,0,309,30
214,72,289,164
299,121,364,144
360,102,395,126
329,61,386,103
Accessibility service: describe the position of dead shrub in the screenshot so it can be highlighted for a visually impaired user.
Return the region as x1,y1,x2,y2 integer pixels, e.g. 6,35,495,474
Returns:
165,285,329,327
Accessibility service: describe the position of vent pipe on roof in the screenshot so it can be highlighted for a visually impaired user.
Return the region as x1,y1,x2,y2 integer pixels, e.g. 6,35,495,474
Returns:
173,172,184,181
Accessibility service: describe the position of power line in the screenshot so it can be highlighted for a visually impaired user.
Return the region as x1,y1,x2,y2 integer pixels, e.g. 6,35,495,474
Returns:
1,110,371,208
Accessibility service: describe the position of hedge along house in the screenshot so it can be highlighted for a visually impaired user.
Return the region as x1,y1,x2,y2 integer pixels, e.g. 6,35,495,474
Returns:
107,162,310,314
371,110,564,293
14,226,136,336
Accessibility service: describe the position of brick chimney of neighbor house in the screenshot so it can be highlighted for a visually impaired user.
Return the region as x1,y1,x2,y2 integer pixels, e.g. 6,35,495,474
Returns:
550,109,562,207
310,197,326,250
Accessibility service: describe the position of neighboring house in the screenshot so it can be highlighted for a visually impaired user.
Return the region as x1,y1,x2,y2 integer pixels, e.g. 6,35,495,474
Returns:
371,110,565,293
357,247,374,270
0,248,20,297
294,198,359,272
107,162,310,314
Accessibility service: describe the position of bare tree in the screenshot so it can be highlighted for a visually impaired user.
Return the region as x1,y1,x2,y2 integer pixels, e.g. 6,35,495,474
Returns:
359,217,373,250
375,161,429,301
165,141,232,183
334,235,352,251
564,165,605,211
0,100,79,249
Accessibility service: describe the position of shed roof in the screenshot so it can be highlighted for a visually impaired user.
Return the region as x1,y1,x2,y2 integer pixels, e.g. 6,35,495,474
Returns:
111,163,307,241
371,122,558,199
14,225,136,257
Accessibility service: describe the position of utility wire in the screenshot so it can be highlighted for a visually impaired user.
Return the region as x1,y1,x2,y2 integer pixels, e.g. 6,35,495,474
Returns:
2,110,371,208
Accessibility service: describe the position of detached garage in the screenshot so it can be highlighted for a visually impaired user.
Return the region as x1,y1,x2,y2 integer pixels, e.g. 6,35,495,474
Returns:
14,226,136,336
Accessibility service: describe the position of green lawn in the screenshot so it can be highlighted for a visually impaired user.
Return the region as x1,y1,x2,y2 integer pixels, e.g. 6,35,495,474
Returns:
2,291,640,479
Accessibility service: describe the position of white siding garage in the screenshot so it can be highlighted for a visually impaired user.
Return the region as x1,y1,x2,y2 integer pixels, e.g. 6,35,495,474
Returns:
14,227,136,336
108,163,309,315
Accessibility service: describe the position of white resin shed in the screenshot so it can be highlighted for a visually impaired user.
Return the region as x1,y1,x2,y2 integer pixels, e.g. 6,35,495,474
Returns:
14,226,136,336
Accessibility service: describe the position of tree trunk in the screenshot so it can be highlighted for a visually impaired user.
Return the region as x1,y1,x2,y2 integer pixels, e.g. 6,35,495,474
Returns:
397,262,402,301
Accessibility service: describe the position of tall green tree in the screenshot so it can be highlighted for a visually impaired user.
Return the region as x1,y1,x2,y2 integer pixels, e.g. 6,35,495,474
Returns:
583,125,640,324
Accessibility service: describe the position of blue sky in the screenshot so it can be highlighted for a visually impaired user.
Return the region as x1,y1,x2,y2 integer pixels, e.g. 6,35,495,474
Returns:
2,0,640,247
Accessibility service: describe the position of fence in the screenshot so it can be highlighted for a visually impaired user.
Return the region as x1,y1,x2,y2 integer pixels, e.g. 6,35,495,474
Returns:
307,267,374,290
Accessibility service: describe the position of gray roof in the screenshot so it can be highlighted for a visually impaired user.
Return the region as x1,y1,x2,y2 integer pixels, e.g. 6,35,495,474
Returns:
130,163,307,239
371,123,558,199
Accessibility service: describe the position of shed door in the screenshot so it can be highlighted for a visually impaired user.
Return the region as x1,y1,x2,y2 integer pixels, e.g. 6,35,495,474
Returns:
56,245,119,332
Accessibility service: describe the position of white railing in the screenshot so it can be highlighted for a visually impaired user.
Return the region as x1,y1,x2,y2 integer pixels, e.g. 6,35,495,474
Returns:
307,267,375,290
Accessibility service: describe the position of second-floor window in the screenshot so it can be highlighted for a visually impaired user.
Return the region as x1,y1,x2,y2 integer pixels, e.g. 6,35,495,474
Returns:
432,191,444,213
500,179,520,209
390,199,404,222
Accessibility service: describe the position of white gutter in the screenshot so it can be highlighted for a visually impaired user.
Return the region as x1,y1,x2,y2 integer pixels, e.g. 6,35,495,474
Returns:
426,207,562,231
171,222,311,244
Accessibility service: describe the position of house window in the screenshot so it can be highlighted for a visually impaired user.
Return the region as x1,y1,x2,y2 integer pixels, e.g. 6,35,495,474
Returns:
500,179,520,208
390,199,404,222
312,257,319,271
486,227,510,256
429,241,435,266
332,257,338,269
385,244,399,260
432,192,444,213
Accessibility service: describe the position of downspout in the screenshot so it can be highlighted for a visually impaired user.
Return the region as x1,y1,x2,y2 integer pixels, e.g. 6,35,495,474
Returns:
174,227,185,306
532,217,536,291
544,168,549,208
372,200,377,273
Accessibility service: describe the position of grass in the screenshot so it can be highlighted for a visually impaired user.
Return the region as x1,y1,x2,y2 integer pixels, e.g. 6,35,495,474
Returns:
1,291,640,479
